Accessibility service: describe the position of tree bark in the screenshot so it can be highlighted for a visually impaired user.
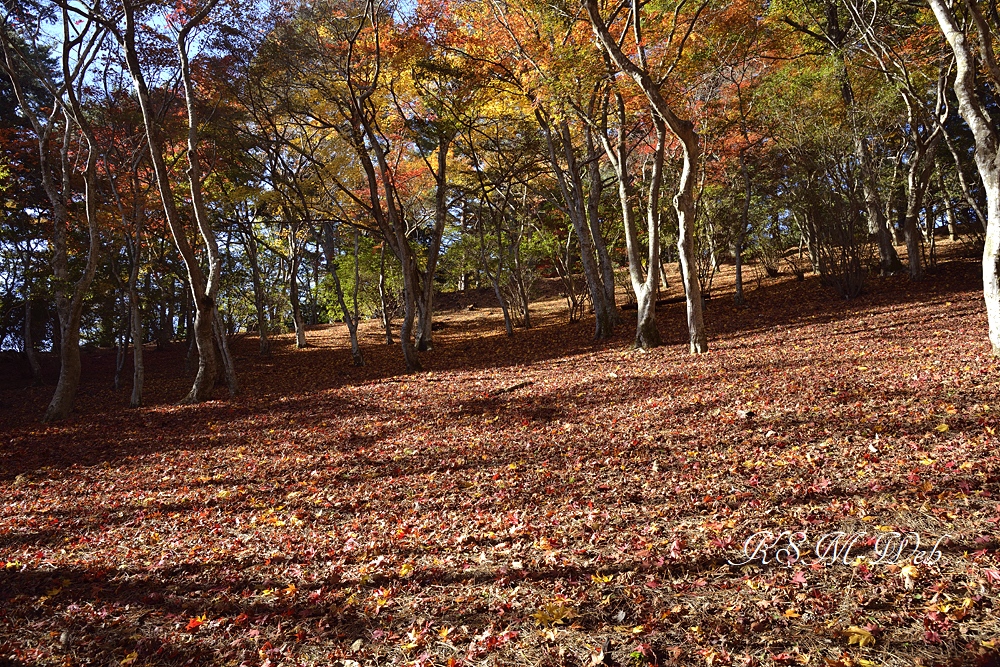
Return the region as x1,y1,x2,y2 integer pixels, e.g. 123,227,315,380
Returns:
115,0,233,402
321,223,364,366
537,112,616,339
416,134,451,352
378,243,394,346
734,151,751,306
241,224,271,356
596,90,662,348
584,0,707,353
23,300,42,385
928,0,1000,353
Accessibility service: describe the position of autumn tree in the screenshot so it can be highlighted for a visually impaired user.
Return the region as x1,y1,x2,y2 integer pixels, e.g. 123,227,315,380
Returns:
91,0,242,401
1,3,105,420
781,0,904,275
584,0,709,353
474,0,620,338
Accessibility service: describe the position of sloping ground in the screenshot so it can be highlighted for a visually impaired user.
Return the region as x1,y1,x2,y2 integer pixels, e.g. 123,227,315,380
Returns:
1,254,1000,667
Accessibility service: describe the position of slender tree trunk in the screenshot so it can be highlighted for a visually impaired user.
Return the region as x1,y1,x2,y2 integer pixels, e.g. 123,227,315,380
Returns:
291,272,308,348
493,278,514,336
118,5,231,403
734,152,751,306
129,288,143,408
1,44,100,421
115,292,128,391
213,308,238,397
23,300,42,385
379,243,394,346
585,0,706,352
321,223,364,365
243,228,270,356
598,90,662,348
512,221,532,328
537,112,615,339
939,169,959,241
585,125,619,318
416,134,451,352
400,256,422,370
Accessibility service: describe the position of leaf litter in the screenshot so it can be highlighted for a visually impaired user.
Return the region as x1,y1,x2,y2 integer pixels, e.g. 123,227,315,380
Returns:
0,256,999,666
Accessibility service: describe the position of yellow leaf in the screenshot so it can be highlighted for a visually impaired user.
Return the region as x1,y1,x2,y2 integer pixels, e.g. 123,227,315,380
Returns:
121,652,139,667
846,626,875,648
591,573,613,584
399,563,414,578
960,462,974,470
784,608,801,618
532,602,577,627
438,626,452,640
920,458,936,466
935,423,949,432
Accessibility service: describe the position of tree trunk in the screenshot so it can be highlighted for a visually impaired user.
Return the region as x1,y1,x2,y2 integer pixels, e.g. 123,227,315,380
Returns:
118,4,232,403
585,0,706,352
585,125,619,317
598,90,662,348
939,169,959,241
321,223,364,366
416,134,451,352
183,299,218,403
24,300,42,385
243,228,270,356
288,228,308,348
734,152,751,306
928,0,1000,353
115,294,128,391
129,288,143,408
379,243,394,346
400,256,422,371
45,319,83,422
213,308,239,397
537,112,615,339
2,29,101,421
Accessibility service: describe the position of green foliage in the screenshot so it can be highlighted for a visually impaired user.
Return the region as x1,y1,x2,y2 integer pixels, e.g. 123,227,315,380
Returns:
319,237,402,322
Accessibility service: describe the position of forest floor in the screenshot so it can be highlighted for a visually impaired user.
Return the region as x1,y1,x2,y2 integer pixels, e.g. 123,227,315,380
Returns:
2,244,1000,667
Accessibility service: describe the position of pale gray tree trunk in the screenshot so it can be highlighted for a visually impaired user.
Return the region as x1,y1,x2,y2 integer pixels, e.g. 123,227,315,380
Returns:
537,112,616,339
596,90,662,348
416,134,451,352
321,223,364,365
929,0,1000,353
378,244,394,346
585,0,706,352
115,0,236,402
